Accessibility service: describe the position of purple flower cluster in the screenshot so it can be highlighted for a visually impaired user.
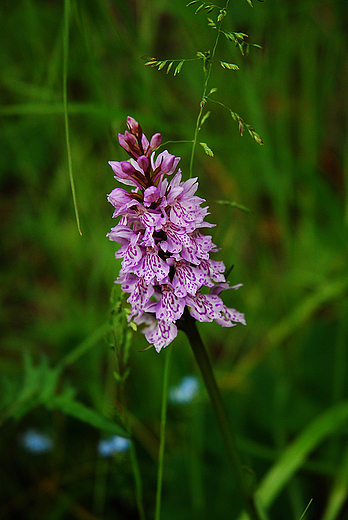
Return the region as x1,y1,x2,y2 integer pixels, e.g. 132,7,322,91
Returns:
107,117,246,352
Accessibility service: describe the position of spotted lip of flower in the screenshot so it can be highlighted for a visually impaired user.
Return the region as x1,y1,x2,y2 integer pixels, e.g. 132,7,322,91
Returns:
107,116,246,352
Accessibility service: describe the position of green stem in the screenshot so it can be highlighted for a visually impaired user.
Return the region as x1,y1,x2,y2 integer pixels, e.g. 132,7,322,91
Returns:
63,0,82,235
180,312,262,520
189,0,230,178
130,439,147,520
117,361,146,520
154,345,172,520
119,383,146,520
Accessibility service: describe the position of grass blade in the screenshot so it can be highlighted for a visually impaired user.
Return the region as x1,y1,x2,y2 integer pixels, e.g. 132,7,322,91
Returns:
63,0,82,235
322,444,348,520
155,346,172,520
257,401,348,509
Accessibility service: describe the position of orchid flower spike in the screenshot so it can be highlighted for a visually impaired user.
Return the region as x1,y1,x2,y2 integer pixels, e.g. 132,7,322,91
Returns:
107,117,246,352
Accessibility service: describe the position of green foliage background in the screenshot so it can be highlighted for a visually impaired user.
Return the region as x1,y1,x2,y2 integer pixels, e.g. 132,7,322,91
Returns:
1,0,348,519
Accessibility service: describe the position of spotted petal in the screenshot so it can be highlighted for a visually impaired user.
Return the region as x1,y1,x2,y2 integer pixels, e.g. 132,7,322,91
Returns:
144,320,178,353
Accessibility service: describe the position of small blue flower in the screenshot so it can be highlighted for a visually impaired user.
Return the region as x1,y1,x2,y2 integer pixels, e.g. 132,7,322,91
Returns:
97,435,130,457
21,429,53,454
169,375,200,404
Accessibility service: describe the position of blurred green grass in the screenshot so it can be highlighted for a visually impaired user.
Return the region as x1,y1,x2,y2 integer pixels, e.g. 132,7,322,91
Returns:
1,0,348,519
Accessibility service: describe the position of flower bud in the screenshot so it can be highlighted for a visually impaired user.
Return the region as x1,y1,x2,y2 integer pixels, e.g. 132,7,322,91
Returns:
121,161,137,176
119,131,142,158
124,130,137,147
144,186,160,206
161,154,175,174
107,187,132,208
108,160,135,179
149,133,162,152
154,151,180,176
141,134,149,155
137,155,149,172
118,134,132,155
126,116,142,136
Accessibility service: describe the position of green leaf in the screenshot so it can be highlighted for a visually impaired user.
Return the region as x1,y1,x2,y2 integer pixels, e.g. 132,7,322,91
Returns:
195,3,205,13
174,61,184,76
222,31,233,42
236,32,249,39
199,111,211,130
199,142,214,157
207,17,217,29
238,401,348,520
322,445,348,520
246,0,253,6
220,61,239,70
157,60,167,70
6,353,63,421
49,395,129,437
186,0,199,6
129,321,137,331
204,5,215,13
256,401,348,509
208,87,218,96
145,59,159,67
61,322,109,367
145,59,185,76
217,8,227,22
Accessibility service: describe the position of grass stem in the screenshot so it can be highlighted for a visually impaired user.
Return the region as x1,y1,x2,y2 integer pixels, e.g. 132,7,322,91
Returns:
189,0,230,177
154,345,172,520
63,0,82,235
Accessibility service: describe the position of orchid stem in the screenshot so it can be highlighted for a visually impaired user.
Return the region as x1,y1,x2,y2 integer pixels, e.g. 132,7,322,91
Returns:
180,312,263,520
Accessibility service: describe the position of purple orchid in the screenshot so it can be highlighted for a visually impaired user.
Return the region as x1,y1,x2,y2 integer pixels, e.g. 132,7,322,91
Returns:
107,116,246,352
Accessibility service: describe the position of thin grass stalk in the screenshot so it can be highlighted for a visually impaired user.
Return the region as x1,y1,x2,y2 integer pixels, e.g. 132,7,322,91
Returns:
118,394,146,520
93,457,109,517
118,374,146,520
111,320,147,520
189,0,230,178
63,0,82,235
154,345,172,520
129,439,147,520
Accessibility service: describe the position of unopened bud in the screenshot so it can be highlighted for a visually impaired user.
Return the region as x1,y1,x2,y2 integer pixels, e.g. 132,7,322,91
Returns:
121,161,137,175
161,154,175,174
124,130,137,147
108,160,135,179
118,134,132,155
126,116,142,136
144,186,160,206
149,133,162,151
137,155,149,172
119,131,141,158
